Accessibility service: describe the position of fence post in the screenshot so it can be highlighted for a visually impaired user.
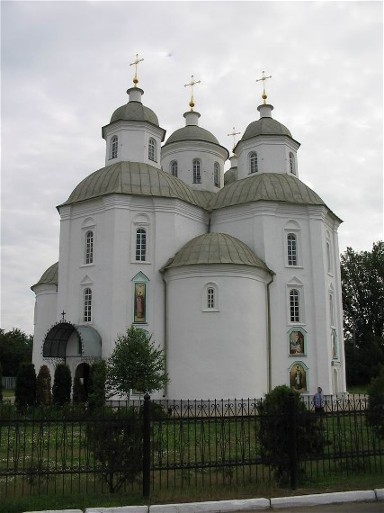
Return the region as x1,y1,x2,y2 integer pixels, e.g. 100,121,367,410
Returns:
142,393,151,499
288,393,298,490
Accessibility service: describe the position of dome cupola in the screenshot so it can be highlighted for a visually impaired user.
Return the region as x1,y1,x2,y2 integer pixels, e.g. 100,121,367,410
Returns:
235,73,300,181
102,55,165,168
161,75,229,193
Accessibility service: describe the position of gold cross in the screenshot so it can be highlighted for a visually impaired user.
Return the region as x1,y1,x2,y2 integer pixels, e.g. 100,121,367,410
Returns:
129,53,144,86
227,127,241,151
184,75,201,111
256,71,272,104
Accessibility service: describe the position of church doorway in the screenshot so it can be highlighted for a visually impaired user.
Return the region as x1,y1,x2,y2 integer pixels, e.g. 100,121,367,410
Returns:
75,363,90,399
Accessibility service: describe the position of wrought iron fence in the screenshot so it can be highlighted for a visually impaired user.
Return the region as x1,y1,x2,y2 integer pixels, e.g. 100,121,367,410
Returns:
0,395,383,499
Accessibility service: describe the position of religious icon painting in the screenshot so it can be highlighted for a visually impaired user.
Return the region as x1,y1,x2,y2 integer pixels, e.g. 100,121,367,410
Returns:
289,329,305,356
289,362,307,393
134,282,146,323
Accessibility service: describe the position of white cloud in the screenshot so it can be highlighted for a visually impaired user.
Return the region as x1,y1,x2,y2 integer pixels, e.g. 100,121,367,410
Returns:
1,0,382,334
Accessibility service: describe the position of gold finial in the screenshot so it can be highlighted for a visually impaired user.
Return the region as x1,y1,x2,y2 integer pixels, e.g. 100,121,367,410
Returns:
129,53,144,87
256,70,272,104
227,127,241,152
184,74,201,111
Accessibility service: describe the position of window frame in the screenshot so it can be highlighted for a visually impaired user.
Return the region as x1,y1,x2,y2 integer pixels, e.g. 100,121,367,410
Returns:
148,138,157,162
85,230,94,265
289,152,296,175
110,135,118,160
135,228,147,262
202,283,219,312
193,159,201,184
249,152,258,174
83,287,92,323
287,233,298,266
289,289,300,323
170,160,178,177
214,162,220,187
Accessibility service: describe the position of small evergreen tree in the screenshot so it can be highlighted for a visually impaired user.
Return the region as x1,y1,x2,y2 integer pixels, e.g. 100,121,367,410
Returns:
366,365,384,438
15,362,36,410
73,376,86,403
257,385,324,484
36,365,52,406
52,363,72,406
106,326,169,399
88,360,106,411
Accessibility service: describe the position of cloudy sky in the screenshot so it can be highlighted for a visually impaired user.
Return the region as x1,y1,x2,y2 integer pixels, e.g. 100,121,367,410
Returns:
1,0,383,335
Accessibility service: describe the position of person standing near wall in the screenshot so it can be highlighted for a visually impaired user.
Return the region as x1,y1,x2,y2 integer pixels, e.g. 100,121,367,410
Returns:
313,386,325,413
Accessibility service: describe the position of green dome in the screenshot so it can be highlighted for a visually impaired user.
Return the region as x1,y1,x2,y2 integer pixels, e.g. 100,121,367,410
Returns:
110,101,159,126
164,125,220,146
241,117,292,142
209,173,326,210
60,161,214,208
31,262,58,290
162,233,271,272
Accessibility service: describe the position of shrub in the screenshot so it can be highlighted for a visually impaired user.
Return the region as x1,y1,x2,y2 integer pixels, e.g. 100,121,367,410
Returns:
15,362,36,410
52,364,72,406
366,365,384,438
257,385,324,484
87,407,142,493
88,360,107,411
36,365,52,406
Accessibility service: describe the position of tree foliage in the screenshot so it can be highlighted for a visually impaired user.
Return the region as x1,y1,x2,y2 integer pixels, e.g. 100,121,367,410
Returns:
36,365,52,406
87,408,142,493
0,328,32,376
366,365,384,438
15,362,36,410
257,385,324,483
88,360,107,411
73,376,87,404
0,362,3,402
52,364,72,406
341,241,384,385
106,326,169,399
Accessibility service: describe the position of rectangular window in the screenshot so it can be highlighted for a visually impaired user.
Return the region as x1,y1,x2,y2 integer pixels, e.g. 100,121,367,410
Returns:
84,288,92,322
290,289,300,322
136,229,146,261
85,231,94,264
287,233,297,266
207,287,215,309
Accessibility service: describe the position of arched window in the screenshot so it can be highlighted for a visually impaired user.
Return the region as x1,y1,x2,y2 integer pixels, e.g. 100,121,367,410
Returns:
289,289,300,322
83,288,92,323
136,228,146,261
207,287,215,309
289,152,296,175
214,162,220,187
249,152,258,174
85,230,94,265
170,160,178,177
287,233,297,266
193,159,201,184
148,138,156,161
110,135,118,160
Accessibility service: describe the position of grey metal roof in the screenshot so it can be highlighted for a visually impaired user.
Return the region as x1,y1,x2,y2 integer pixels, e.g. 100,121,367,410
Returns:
208,173,327,211
164,125,220,146
42,322,101,358
224,167,238,185
241,117,292,142
60,161,215,208
31,262,58,289
110,101,159,126
161,232,271,272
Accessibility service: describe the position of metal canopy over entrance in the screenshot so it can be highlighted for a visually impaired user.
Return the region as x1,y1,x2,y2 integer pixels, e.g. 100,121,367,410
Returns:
42,322,102,359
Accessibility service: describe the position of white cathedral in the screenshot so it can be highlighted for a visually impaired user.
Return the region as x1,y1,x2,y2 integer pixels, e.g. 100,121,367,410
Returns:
31,66,346,400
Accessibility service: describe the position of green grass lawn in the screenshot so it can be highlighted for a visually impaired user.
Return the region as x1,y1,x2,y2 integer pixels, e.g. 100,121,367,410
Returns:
2,389,15,398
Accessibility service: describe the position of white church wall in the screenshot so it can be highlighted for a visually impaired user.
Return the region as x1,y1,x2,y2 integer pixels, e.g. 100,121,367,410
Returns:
32,284,58,372
165,266,269,399
161,141,227,192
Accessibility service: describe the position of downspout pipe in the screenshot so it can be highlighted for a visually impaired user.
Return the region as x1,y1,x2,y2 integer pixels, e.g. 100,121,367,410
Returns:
160,270,168,397
266,272,275,392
